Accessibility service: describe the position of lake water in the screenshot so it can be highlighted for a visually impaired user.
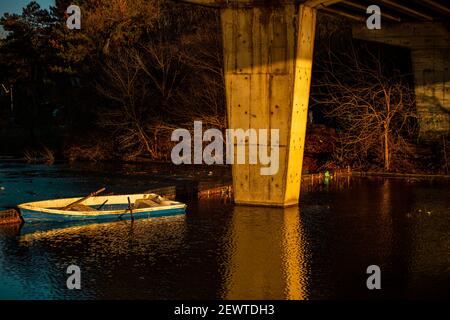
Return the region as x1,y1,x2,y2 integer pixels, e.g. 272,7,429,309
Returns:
0,161,449,299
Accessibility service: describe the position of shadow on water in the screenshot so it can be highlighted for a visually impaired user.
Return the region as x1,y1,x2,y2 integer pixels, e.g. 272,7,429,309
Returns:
0,162,449,299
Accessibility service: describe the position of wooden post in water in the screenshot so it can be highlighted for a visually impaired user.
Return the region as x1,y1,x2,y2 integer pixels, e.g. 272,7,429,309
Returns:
0,209,23,225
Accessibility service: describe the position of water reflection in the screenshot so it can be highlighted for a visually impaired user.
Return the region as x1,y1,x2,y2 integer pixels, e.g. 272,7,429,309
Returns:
0,162,449,299
1,216,188,299
223,206,308,300
282,207,308,300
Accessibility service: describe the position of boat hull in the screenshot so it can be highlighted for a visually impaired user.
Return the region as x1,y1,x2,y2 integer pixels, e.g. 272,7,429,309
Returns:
19,207,186,222
18,193,187,222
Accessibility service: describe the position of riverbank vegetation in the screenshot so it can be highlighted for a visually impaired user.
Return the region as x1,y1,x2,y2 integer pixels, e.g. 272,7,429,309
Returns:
0,0,448,174
0,0,225,162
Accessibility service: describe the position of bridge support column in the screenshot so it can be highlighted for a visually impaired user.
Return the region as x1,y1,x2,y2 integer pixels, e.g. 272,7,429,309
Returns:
221,4,316,207
411,48,450,139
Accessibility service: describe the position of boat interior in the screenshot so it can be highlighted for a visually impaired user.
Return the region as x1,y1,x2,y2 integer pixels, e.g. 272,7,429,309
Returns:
19,193,182,213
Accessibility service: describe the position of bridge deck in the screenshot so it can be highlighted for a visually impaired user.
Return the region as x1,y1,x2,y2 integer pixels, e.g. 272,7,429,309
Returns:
180,0,450,22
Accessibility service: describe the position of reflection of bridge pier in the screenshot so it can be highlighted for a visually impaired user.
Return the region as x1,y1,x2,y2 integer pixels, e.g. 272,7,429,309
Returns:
222,206,308,299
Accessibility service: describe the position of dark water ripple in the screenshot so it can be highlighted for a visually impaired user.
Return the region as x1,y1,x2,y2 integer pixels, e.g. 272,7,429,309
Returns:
0,163,449,299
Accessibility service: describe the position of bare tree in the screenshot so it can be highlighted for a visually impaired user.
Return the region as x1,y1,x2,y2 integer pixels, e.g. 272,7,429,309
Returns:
174,11,226,131
313,43,417,171
95,1,225,160
96,48,159,159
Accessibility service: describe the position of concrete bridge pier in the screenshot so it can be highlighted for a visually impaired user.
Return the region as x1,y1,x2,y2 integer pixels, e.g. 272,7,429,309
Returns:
184,1,317,207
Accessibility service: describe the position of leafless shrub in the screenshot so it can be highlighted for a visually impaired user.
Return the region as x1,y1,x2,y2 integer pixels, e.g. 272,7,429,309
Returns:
313,43,418,171
64,144,110,162
95,2,225,160
23,146,55,165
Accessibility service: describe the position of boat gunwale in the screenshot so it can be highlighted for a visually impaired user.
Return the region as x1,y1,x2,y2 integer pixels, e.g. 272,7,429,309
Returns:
18,193,187,216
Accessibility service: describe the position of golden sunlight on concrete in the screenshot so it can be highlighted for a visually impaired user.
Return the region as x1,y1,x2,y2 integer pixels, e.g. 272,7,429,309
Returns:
221,5,316,206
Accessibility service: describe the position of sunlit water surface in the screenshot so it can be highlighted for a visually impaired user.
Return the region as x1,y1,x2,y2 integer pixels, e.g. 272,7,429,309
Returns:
0,162,449,299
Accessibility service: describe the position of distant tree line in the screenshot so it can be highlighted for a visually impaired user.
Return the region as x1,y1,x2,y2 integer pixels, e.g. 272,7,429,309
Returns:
0,2,448,173
0,0,225,161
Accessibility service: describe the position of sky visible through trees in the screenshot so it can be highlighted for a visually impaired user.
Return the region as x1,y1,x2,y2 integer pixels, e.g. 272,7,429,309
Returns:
0,0,53,36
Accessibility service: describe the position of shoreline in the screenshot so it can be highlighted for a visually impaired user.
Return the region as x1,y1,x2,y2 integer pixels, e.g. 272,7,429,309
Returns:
1,157,449,179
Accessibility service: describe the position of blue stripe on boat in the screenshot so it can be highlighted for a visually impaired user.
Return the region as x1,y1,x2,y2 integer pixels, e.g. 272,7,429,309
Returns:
20,207,186,222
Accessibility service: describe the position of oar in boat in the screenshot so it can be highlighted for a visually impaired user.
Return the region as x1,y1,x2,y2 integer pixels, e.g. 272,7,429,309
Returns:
118,197,134,221
97,199,108,210
61,187,106,211
127,197,134,222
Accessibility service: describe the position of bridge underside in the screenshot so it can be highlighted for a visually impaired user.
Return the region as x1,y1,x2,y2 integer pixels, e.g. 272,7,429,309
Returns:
182,0,450,206
309,0,450,138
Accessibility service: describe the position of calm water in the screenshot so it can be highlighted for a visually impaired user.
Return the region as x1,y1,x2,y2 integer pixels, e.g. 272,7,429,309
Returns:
0,161,449,299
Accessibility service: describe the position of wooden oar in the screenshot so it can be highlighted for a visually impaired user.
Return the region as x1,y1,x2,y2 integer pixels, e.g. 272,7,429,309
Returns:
61,187,106,211
97,199,108,210
127,197,134,222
